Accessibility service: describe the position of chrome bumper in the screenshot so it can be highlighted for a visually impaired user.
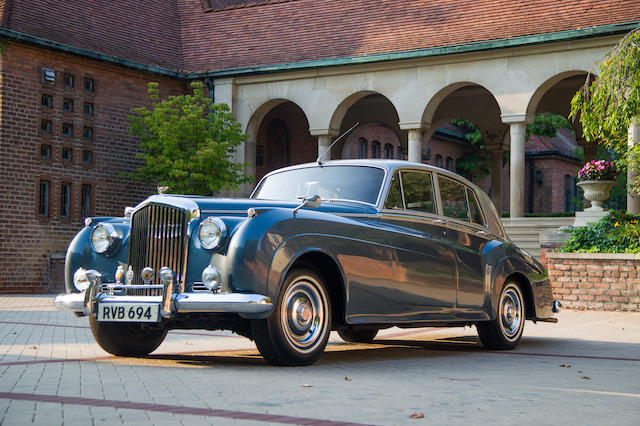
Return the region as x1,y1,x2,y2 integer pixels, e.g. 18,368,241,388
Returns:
54,282,273,319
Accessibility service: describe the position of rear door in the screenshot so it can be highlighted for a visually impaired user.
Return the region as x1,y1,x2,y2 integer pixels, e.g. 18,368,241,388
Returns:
437,175,492,319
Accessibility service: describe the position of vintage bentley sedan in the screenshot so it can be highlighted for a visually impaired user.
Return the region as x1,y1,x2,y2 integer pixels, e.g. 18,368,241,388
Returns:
55,160,557,365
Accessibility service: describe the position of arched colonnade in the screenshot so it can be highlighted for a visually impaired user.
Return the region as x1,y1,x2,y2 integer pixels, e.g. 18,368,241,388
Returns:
213,37,618,217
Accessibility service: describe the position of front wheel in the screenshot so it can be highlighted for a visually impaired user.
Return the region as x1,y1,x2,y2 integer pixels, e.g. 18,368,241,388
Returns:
89,317,168,356
477,281,525,350
251,267,331,366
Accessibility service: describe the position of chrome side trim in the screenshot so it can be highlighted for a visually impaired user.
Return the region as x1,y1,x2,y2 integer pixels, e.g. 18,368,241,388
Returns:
54,290,273,316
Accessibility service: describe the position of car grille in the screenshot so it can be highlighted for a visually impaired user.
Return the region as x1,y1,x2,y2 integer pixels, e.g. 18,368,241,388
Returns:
128,203,189,291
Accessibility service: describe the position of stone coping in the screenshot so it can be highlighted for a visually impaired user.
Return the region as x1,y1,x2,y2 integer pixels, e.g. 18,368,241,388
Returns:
546,251,640,260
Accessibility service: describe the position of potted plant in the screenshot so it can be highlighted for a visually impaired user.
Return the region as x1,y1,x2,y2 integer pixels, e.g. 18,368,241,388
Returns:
577,160,619,211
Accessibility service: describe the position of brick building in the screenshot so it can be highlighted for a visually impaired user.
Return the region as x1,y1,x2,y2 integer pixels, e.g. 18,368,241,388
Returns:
1,1,639,293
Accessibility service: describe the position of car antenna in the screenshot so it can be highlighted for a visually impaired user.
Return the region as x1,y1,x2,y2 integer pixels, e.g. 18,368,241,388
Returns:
316,122,360,165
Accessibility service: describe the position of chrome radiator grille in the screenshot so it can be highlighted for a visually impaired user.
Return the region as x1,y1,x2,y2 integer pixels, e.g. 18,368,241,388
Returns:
128,204,189,289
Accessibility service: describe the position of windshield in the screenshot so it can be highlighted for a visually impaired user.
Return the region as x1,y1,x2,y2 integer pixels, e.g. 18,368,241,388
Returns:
252,165,385,205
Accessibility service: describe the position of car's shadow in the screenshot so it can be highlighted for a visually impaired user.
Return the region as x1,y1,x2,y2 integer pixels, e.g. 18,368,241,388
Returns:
139,334,607,367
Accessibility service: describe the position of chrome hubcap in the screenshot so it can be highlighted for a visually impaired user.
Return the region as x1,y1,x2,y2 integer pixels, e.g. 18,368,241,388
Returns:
280,276,327,353
500,285,523,341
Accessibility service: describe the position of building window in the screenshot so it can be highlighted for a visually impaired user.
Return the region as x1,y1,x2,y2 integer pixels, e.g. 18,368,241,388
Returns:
84,78,94,92
64,73,74,88
63,98,74,112
42,68,55,83
60,183,71,218
446,156,453,171
41,94,52,108
83,126,93,140
435,154,443,168
82,150,93,164
84,102,94,116
81,184,92,218
564,175,577,212
371,141,381,159
62,147,72,162
40,144,51,159
62,123,73,137
38,180,50,216
255,145,264,166
357,138,368,159
384,143,393,159
397,146,403,160
41,119,52,134
422,147,431,162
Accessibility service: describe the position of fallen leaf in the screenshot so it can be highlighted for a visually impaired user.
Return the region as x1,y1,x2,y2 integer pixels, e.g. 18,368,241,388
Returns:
301,384,313,388
345,377,352,381
559,364,571,368
27,346,37,349
578,370,584,374
410,413,424,419
581,376,591,380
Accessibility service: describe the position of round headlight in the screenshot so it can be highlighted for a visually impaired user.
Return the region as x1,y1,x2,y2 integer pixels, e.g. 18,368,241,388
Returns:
90,223,118,254
198,217,227,250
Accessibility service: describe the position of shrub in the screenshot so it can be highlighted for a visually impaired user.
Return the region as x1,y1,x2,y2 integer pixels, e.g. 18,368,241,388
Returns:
559,211,640,253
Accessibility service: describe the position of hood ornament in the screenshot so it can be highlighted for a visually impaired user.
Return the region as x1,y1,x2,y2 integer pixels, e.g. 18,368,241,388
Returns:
157,186,169,194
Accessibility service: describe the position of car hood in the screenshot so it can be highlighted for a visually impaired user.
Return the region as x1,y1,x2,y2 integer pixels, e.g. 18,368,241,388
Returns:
137,194,379,216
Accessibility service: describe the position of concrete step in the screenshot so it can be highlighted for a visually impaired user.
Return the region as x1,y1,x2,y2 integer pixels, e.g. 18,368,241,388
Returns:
500,217,575,260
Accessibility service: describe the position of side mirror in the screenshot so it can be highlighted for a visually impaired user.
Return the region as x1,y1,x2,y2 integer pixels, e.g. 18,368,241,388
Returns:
293,195,322,216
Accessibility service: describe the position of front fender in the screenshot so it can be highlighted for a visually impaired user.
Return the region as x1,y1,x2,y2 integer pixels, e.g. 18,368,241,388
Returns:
64,218,130,292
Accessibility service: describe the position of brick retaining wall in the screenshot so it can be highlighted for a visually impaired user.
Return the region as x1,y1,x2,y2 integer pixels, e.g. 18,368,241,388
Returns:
543,252,640,311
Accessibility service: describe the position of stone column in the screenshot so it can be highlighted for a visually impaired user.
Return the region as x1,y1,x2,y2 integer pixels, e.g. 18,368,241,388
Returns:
407,129,423,163
399,122,426,163
628,117,640,214
508,122,527,218
317,135,333,161
488,148,503,214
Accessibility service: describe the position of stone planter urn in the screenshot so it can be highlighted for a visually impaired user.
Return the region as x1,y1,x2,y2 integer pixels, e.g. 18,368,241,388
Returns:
577,180,616,211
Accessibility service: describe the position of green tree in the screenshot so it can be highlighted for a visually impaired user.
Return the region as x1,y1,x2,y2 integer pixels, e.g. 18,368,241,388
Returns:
127,82,250,195
570,28,640,191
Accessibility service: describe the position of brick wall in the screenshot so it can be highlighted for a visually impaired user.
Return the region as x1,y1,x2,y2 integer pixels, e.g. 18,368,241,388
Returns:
0,41,187,294
543,251,640,311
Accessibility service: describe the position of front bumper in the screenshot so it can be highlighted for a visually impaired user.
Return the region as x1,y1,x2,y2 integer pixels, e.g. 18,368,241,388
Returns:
54,282,273,319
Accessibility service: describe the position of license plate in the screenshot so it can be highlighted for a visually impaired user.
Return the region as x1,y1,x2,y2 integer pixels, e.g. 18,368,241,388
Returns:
97,303,160,323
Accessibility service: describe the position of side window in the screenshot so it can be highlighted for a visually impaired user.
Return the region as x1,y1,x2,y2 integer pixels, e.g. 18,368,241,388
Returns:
439,176,469,221
466,188,485,226
401,171,436,214
384,173,403,209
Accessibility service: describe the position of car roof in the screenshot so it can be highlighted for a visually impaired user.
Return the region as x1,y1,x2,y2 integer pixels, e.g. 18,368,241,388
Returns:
268,159,475,187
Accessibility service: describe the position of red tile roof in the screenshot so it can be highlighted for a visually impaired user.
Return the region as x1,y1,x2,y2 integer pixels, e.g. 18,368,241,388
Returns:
2,0,639,73
4,0,183,70
179,0,640,72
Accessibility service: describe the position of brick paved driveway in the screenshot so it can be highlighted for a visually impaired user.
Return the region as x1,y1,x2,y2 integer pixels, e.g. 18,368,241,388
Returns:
1,295,639,425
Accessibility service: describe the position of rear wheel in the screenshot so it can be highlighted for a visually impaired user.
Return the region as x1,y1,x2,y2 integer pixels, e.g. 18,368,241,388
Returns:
338,327,378,343
251,267,331,366
477,281,525,350
89,317,168,356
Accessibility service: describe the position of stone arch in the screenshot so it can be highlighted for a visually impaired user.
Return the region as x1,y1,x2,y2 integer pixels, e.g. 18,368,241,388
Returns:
525,70,595,127
245,99,315,183
329,91,404,158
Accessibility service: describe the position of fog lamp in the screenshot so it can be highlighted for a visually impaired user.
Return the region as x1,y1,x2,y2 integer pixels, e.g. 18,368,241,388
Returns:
73,268,90,291
202,266,221,291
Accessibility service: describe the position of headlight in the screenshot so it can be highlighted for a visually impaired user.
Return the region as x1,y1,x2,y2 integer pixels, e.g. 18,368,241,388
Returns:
90,223,119,254
198,217,227,250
